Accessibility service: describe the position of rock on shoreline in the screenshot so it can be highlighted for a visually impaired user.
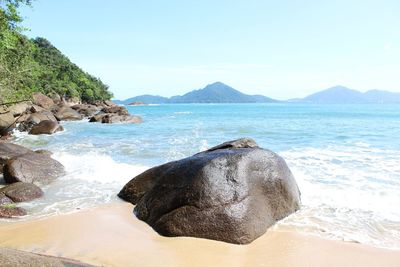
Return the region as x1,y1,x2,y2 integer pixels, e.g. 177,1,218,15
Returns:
0,93,142,139
0,182,43,202
88,105,143,124
4,152,65,185
0,248,96,267
0,142,65,218
29,120,64,135
119,138,301,244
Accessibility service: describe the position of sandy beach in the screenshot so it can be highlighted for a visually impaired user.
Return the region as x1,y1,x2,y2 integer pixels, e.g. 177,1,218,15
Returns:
0,203,399,267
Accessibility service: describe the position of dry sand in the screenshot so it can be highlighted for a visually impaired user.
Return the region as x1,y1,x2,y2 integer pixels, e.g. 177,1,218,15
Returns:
0,203,399,267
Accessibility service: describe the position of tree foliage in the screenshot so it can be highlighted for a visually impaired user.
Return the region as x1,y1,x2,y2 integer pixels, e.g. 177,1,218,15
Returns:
0,0,113,103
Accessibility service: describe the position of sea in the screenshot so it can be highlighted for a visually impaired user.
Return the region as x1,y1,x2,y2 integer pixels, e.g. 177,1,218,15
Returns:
10,103,400,249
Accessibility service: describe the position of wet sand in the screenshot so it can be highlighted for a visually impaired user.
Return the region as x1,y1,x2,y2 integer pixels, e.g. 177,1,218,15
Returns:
0,203,399,267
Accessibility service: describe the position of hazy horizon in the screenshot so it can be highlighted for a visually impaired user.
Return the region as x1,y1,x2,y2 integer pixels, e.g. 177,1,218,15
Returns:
113,82,399,101
21,0,400,100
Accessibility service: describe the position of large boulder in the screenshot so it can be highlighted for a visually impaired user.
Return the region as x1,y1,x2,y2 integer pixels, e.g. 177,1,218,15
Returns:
0,107,15,135
3,152,65,185
49,92,62,104
104,100,117,107
0,143,33,166
0,248,96,267
17,111,58,132
8,101,32,117
32,92,55,109
89,113,142,124
101,106,129,115
29,111,58,123
0,206,27,218
30,104,46,113
29,120,64,135
71,104,100,117
0,182,43,202
54,106,82,121
62,96,81,107
119,138,301,244
88,113,104,123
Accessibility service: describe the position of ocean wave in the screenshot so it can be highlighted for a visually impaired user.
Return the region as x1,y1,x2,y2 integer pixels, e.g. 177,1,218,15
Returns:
173,111,193,115
278,145,400,249
14,151,149,220
53,151,149,184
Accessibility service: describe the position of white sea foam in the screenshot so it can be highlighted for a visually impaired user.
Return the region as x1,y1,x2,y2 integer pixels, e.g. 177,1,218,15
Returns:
173,111,193,115
278,145,400,249
15,151,149,220
53,151,149,184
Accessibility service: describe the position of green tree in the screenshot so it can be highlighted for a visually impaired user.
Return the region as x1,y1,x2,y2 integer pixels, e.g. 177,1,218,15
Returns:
0,1,113,104
0,0,32,29
0,0,33,103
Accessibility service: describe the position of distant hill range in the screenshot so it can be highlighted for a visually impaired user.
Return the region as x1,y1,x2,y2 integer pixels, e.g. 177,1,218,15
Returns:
114,82,278,104
114,83,400,104
298,86,400,104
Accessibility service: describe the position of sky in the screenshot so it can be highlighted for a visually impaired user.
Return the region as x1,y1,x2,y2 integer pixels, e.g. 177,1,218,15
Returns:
20,0,400,100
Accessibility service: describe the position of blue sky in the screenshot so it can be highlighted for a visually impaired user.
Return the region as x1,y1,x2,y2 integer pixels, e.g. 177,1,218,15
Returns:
20,0,400,100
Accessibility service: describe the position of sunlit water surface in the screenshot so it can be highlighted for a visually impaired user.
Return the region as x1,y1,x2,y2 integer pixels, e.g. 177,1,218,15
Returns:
6,103,400,249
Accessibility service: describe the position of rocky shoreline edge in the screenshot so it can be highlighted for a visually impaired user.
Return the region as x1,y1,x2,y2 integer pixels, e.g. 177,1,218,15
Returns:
0,92,142,140
0,92,142,219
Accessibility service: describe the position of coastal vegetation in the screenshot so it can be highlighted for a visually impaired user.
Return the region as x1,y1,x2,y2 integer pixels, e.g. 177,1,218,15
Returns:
0,0,113,104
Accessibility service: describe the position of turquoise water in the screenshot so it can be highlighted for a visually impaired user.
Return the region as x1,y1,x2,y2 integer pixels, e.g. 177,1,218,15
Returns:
11,103,400,249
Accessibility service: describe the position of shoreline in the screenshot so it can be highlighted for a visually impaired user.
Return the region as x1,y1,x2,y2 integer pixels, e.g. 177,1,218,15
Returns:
1,203,399,267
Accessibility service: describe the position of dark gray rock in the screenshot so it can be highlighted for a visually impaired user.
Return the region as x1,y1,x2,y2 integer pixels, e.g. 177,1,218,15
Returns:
104,100,117,107
0,194,13,205
89,113,142,124
88,113,104,123
203,137,259,152
0,107,15,136
119,138,301,244
54,106,82,121
17,111,58,132
0,143,33,165
8,102,32,117
29,120,64,135
0,182,43,202
31,111,58,122
0,206,27,218
30,104,46,113
32,92,55,109
71,104,100,117
3,152,65,185
101,106,129,115
0,248,97,267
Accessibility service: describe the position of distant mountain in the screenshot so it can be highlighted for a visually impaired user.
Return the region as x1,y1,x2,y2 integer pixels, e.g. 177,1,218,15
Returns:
299,86,400,104
114,84,400,105
169,82,277,103
363,89,400,103
114,82,278,104
301,86,365,104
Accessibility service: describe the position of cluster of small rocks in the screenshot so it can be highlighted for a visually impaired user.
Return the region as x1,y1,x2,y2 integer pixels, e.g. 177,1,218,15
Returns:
0,92,142,139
